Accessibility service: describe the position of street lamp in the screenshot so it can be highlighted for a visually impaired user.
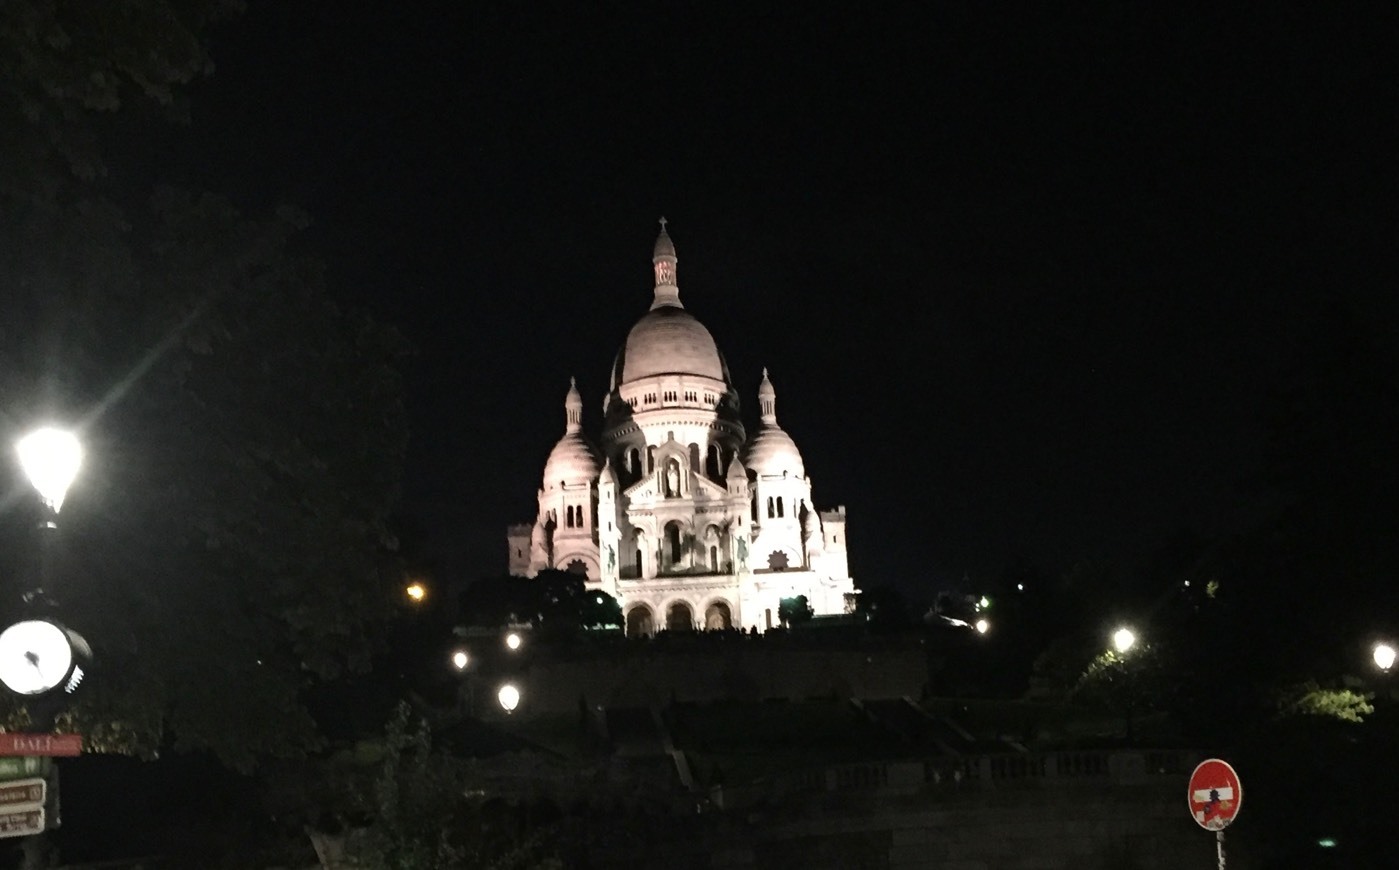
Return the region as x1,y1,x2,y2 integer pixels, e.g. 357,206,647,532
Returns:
1374,643,1396,673
16,428,83,516
451,649,469,671
1112,627,1137,655
404,581,426,604
974,618,990,634
505,632,522,651
497,683,520,714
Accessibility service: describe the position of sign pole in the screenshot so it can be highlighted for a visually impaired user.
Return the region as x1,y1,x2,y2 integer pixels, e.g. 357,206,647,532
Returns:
1188,758,1242,869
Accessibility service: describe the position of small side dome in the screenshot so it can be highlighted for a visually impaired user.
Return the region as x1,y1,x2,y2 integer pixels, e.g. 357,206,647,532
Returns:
744,427,805,478
543,434,600,489
743,367,804,478
542,378,599,489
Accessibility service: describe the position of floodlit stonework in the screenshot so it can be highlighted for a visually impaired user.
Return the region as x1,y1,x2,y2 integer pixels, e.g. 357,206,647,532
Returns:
508,221,855,634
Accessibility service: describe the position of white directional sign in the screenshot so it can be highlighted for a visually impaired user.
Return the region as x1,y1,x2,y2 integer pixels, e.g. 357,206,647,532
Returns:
0,808,44,839
0,778,44,811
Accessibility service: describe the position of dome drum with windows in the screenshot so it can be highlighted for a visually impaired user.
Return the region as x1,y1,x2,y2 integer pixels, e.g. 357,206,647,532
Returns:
507,220,854,636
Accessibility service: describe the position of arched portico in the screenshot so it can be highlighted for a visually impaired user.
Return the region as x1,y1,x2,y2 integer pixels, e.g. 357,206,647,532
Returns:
626,604,655,638
704,600,733,630
666,601,694,632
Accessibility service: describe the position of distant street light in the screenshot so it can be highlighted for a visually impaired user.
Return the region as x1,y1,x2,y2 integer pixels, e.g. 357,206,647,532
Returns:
505,632,522,651
497,683,520,714
1112,627,1137,654
451,649,469,671
404,582,426,604
1374,643,1396,673
975,618,990,634
17,428,83,515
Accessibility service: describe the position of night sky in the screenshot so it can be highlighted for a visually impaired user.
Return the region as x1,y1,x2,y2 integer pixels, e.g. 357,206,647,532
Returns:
142,3,1395,598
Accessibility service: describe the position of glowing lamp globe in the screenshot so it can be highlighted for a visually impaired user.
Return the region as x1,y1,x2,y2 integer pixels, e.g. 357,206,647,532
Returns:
1374,643,1396,672
1112,627,1136,654
497,683,520,714
975,619,990,634
16,428,83,513
451,650,469,671
405,582,426,603
505,632,522,651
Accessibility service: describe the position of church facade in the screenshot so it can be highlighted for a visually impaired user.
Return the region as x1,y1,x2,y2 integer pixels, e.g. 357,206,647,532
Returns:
507,222,855,635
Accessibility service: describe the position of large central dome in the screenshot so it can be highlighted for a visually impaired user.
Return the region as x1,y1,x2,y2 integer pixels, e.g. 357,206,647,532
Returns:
616,307,724,383
611,220,728,387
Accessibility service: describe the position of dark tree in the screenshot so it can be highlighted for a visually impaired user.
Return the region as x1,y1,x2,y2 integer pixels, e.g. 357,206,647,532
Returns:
778,595,813,627
855,584,910,627
579,589,622,630
0,2,410,768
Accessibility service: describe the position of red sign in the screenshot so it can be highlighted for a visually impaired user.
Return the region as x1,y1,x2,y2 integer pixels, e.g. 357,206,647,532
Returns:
1188,758,1243,830
0,733,81,757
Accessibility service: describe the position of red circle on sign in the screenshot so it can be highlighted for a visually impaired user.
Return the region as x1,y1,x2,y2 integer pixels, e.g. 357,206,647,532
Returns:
1188,758,1243,831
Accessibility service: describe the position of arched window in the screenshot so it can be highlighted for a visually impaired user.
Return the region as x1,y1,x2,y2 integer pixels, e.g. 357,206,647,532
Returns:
565,506,574,528
767,497,775,519
647,446,656,473
665,522,683,566
776,498,784,518
707,444,720,478
709,545,718,571
628,448,640,475
751,496,759,522
688,443,701,474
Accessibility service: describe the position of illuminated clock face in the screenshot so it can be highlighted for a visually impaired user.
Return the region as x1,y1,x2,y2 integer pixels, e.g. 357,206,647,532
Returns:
0,620,74,695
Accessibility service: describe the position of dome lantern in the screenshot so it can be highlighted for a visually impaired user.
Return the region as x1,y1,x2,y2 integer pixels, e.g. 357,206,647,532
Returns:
758,367,777,424
651,217,681,310
565,376,583,433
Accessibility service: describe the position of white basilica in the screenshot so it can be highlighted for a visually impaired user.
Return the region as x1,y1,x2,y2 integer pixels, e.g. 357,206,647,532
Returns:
507,222,855,635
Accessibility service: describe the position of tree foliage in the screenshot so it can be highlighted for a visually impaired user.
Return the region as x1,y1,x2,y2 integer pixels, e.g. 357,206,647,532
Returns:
460,571,620,634
0,0,243,195
300,703,565,870
778,595,814,627
1274,681,1374,724
0,1,410,768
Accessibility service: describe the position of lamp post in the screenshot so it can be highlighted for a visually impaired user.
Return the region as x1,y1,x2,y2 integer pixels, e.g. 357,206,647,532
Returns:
7,428,87,865
505,632,522,652
5,427,90,714
15,428,83,605
450,649,476,716
1110,626,1140,743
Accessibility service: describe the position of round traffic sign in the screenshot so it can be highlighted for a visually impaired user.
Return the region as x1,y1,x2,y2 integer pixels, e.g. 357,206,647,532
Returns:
1188,758,1242,831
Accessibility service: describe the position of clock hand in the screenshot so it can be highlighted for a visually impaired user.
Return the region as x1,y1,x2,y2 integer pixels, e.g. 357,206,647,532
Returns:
24,651,39,670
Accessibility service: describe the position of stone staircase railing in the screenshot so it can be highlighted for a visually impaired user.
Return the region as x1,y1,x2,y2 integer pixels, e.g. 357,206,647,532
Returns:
710,748,1199,810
